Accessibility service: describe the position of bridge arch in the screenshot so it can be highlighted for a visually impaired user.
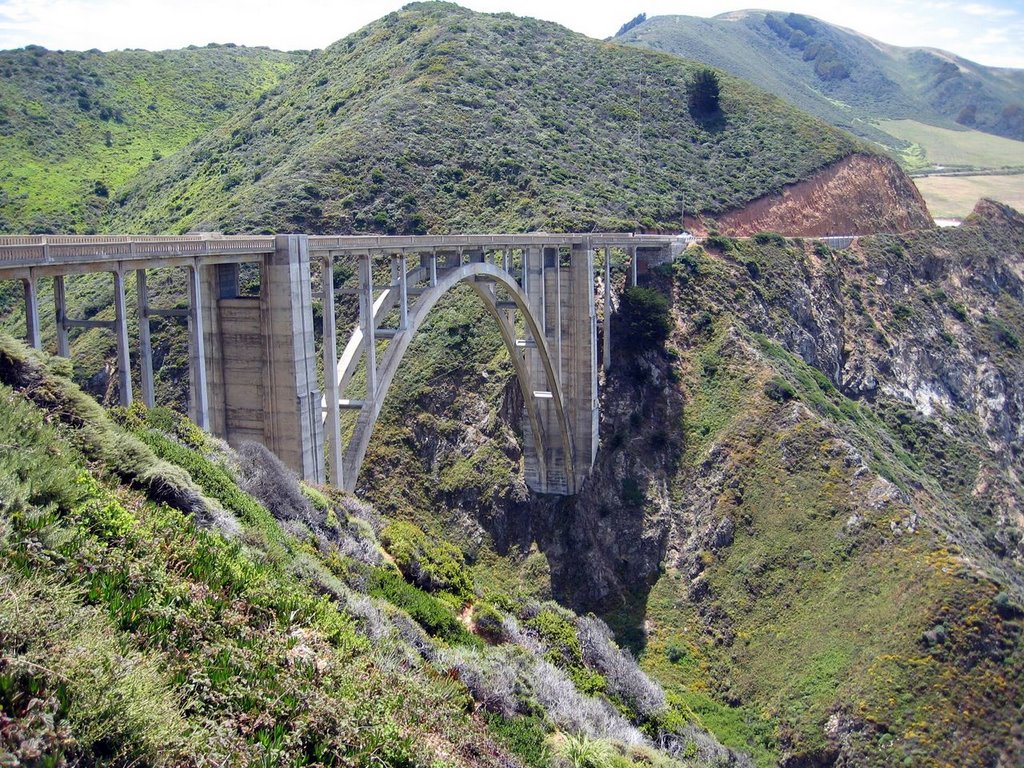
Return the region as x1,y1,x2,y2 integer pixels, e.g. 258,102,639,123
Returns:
339,261,576,495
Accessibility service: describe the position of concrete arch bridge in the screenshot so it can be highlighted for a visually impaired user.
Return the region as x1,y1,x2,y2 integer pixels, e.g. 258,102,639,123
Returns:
0,232,681,495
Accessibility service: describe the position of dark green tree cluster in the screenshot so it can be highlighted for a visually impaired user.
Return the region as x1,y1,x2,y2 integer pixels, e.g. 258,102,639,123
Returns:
617,286,672,353
688,67,721,116
614,13,647,38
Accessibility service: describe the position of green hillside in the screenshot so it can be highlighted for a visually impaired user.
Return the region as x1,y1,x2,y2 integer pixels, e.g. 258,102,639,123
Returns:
0,44,303,233
107,2,860,235
2,3,1021,766
616,10,1024,154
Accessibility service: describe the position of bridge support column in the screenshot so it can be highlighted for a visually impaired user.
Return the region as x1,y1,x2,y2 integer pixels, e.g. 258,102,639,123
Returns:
630,246,638,287
397,253,409,330
136,269,155,408
568,240,599,476
112,270,132,406
358,252,378,400
53,275,69,357
22,276,40,350
603,246,611,372
262,234,323,483
188,265,209,430
321,256,343,488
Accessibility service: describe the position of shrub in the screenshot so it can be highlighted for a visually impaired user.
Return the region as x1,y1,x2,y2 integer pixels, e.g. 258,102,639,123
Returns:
379,520,473,600
621,477,645,507
752,231,785,246
368,567,478,646
764,377,796,403
529,660,642,744
991,318,1021,351
236,441,323,529
703,233,735,252
665,642,686,664
576,616,667,720
437,646,526,716
484,712,550,768
556,732,615,768
473,601,506,643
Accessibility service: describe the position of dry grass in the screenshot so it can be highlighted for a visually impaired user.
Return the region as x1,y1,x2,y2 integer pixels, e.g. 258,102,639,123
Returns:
913,174,1024,218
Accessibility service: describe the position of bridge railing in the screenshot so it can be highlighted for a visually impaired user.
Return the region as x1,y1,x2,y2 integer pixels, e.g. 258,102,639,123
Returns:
0,235,275,267
308,233,678,253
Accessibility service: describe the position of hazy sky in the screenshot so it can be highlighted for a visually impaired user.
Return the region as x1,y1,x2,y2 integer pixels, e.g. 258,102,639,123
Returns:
1,0,1022,69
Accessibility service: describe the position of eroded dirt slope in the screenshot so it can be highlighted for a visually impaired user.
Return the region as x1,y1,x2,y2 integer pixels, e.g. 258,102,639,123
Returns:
701,153,934,236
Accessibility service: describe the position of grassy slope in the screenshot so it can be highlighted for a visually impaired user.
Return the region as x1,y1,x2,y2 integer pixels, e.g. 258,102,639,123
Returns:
617,11,1024,150
880,119,1024,170
107,2,859,235
0,44,302,233
915,174,1024,217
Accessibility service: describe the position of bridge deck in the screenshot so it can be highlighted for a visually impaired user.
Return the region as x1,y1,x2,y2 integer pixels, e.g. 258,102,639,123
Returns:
0,232,677,278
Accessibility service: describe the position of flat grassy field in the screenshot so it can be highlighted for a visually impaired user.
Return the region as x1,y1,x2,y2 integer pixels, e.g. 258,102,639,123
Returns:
913,174,1024,218
880,119,1024,170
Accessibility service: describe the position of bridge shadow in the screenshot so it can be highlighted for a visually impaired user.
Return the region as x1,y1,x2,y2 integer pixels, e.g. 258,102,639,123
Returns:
501,266,683,655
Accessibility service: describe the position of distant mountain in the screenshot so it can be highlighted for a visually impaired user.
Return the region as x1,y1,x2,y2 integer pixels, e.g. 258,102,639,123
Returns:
107,2,866,235
0,44,303,233
616,10,1024,149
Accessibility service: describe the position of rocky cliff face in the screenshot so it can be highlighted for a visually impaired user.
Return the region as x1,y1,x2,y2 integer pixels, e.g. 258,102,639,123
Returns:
699,153,935,236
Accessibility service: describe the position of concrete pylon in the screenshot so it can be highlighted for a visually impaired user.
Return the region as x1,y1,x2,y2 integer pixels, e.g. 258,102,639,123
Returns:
518,240,598,494
261,235,323,483
568,240,599,478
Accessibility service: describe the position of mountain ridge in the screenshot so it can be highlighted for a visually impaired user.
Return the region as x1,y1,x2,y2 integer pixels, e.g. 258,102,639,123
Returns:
617,8,1024,148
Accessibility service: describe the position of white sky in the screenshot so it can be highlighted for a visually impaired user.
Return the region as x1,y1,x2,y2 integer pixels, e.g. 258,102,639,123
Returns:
0,0,1022,69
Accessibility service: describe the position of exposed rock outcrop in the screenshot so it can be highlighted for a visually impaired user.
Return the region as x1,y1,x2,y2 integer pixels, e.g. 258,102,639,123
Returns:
701,153,934,236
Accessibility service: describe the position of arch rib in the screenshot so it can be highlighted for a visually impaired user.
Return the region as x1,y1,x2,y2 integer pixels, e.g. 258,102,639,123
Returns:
341,262,576,495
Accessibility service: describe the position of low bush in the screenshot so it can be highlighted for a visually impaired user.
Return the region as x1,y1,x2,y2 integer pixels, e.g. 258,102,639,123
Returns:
576,616,667,720
368,567,479,646
473,601,506,643
379,520,473,600
484,711,550,768
764,377,796,403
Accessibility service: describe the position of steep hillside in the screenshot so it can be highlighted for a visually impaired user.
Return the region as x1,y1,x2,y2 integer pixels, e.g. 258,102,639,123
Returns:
0,334,747,767
0,44,302,233
616,10,1024,148
353,205,1024,766
108,1,863,235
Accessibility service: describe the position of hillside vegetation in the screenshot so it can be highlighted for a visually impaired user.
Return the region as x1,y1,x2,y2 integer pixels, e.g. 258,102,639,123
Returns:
107,2,860,235
0,333,750,767
617,10,1024,154
0,44,302,233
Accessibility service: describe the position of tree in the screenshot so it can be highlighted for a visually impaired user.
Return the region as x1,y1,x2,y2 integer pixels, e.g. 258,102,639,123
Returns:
617,286,671,353
614,13,647,38
688,67,721,116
